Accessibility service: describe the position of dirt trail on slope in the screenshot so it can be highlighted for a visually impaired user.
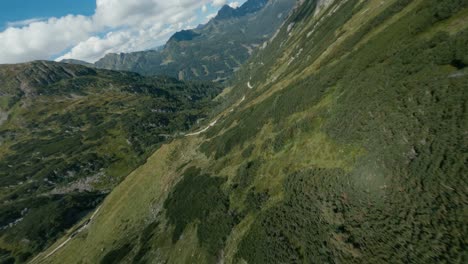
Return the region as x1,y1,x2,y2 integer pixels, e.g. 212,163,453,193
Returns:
185,92,247,137
185,119,219,136
29,206,101,263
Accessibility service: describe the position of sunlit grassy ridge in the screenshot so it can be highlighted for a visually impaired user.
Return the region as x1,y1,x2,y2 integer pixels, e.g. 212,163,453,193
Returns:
39,0,467,263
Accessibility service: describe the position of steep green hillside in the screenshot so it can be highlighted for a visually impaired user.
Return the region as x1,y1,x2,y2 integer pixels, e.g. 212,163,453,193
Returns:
93,0,297,82
0,61,221,263
36,0,467,263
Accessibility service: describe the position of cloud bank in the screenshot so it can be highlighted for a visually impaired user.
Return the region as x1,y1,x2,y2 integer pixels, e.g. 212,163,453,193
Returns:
0,0,245,63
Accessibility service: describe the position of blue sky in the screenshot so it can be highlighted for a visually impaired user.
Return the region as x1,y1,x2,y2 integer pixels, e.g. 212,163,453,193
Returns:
0,0,95,30
0,0,246,63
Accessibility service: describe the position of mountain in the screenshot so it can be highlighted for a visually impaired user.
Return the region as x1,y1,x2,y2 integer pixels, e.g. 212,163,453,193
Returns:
10,0,468,263
0,61,222,262
215,0,269,20
60,59,95,68
168,30,201,42
93,0,297,81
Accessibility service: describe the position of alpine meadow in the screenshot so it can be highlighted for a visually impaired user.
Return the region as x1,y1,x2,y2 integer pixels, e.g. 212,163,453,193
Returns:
0,0,467,263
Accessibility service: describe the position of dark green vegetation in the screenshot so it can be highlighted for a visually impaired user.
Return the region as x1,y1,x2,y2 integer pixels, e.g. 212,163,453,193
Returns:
164,167,239,256
92,0,296,81
100,243,134,264
0,61,221,262
224,0,468,262
200,0,468,262
237,168,351,263
37,0,468,263
0,193,104,263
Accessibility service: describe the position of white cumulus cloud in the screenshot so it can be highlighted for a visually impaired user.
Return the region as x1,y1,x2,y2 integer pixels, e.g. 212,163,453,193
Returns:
6,18,46,28
229,2,241,8
0,0,248,64
206,13,218,21
0,15,94,63
212,0,227,7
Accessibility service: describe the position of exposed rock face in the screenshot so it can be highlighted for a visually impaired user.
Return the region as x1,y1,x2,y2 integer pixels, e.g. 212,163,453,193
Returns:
92,0,296,81
215,0,269,20
168,30,201,42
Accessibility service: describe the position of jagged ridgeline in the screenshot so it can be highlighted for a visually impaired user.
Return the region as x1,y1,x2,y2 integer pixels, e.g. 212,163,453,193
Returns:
28,0,468,263
0,61,222,263
91,0,297,82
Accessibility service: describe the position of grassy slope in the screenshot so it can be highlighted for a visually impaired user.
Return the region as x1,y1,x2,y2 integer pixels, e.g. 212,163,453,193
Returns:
0,62,222,263
41,0,467,263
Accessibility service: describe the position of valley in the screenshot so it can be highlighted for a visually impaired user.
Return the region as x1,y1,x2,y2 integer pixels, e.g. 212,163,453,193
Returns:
0,61,222,262
0,0,467,263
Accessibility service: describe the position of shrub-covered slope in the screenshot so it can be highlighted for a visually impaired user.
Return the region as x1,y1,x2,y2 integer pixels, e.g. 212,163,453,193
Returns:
39,0,467,263
0,61,221,263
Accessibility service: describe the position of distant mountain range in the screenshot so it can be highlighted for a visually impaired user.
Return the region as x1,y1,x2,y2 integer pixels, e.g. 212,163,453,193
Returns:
215,0,268,19
63,0,297,82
